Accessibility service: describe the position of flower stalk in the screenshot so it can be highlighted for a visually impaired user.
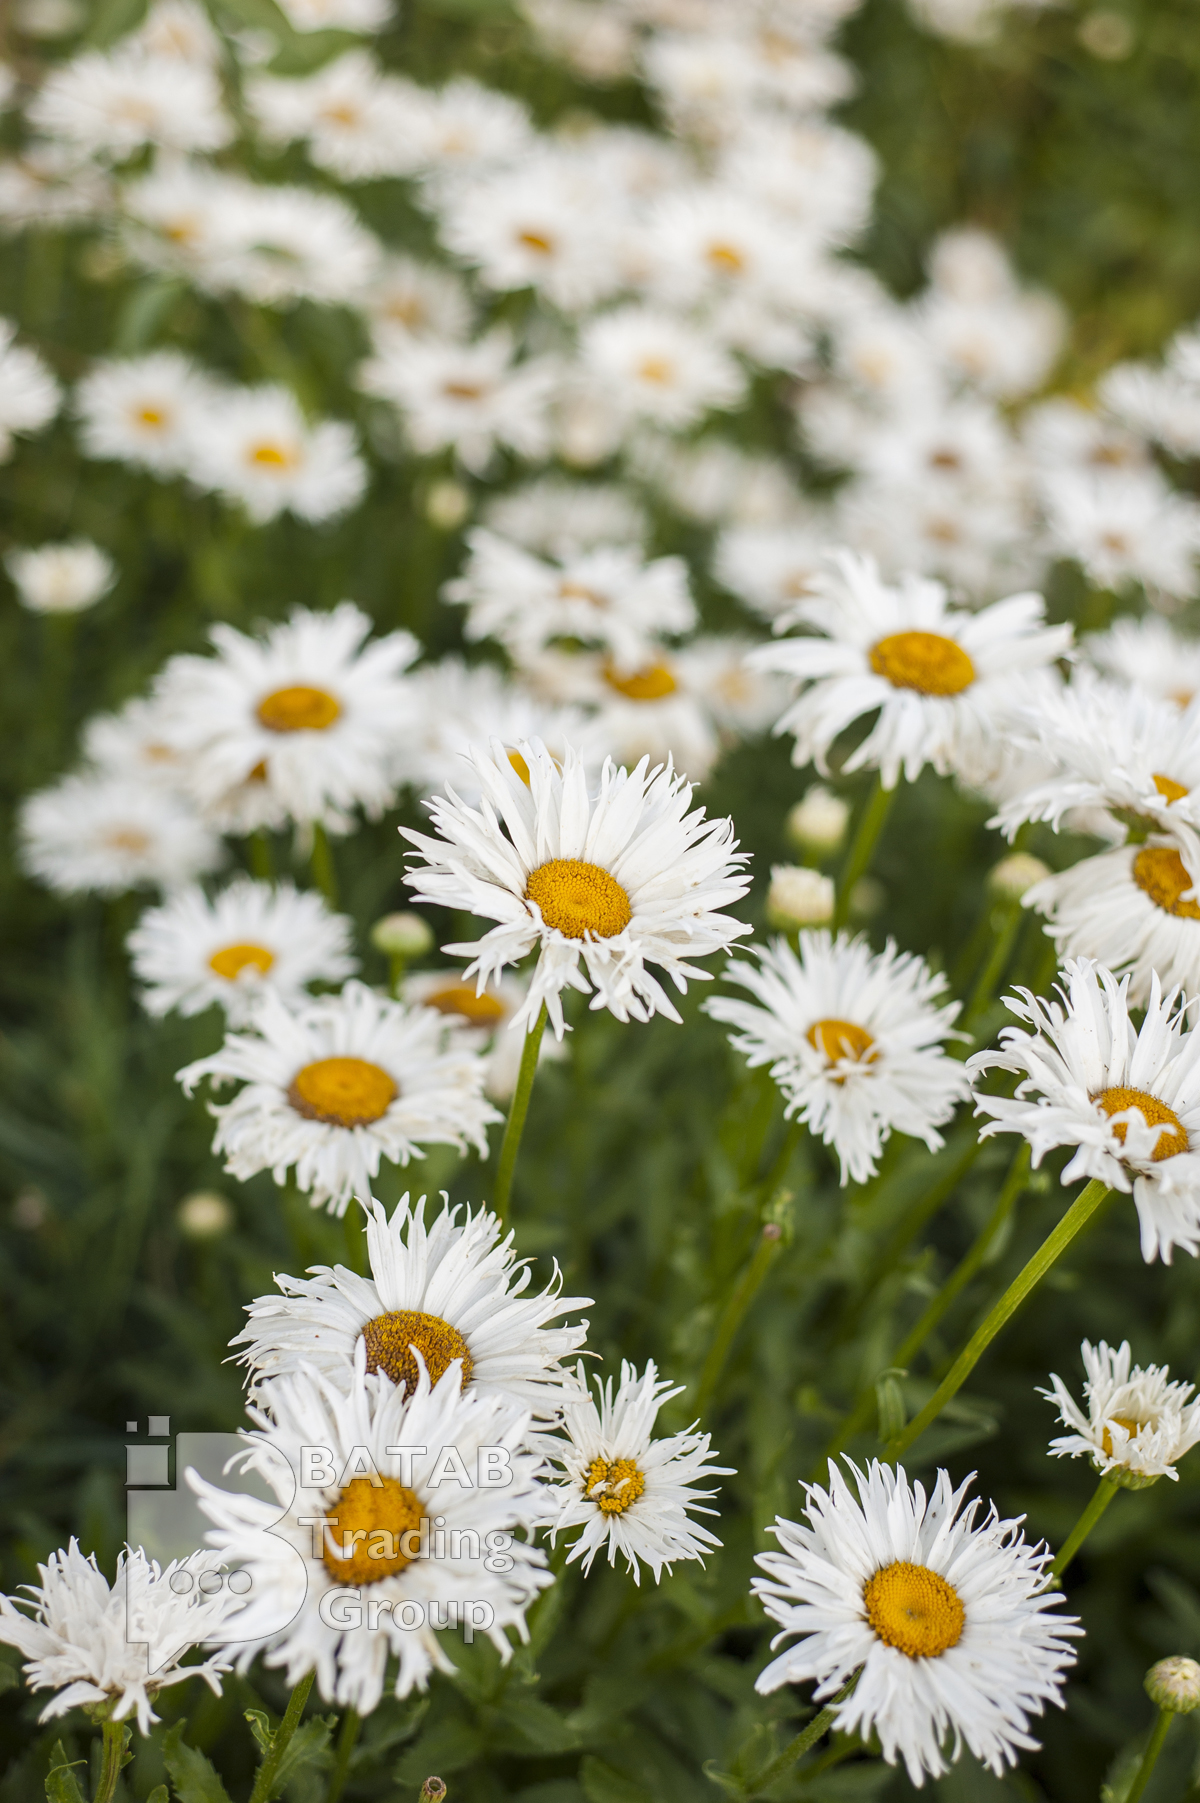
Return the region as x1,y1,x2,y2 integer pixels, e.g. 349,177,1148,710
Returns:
1126,1708,1173,1803
493,1004,547,1221
746,1671,861,1797
93,1717,131,1803
326,1705,360,1803
248,1670,316,1803
833,775,895,930
1048,1472,1120,1585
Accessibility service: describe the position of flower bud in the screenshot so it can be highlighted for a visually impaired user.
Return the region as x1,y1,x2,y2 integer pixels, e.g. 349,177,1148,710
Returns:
426,481,469,531
988,852,1050,901
419,1781,448,1803
766,864,834,930
177,1190,234,1240
370,912,434,958
786,786,850,856
1145,1656,1200,1713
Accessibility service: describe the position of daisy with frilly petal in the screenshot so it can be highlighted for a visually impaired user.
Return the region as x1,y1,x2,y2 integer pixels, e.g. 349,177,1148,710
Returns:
178,982,500,1216
544,1360,732,1584
753,1459,1079,1787
402,739,751,1038
232,1189,589,1419
705,932,971,1184
1041,1339,1200,1488
748,551,1072,789
968,958,1200,1262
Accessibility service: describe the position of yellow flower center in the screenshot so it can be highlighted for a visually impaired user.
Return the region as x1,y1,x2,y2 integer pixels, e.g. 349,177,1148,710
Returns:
105,827,151,854
256,685,342,733
287,1057,397,1128
863,1560,965,1659
584,1456,646,1515
1153,773,1189,803
558,579,606,607
442,379,486,401
868,631,976,697
208,941,275,981
603,661,678,702
806,1017,878,1071
424,982,506,1027
637,356,674,385
135,405,166,427
517,229,554,253
707,242,745,272
248,441,295,468
1101,1413,1147,1459
525,859,632,940
322,1476,425,1586
1093,1086,1188,1160
360,1309,474,1395
1132,846,1200,920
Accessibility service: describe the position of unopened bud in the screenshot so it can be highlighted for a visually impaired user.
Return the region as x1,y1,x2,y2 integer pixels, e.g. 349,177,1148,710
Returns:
786,785,850,856
370,912,434,958
988,852,1050,901
177,1190,234,1240
1145,1656,1200,1713
426,481,469,531
766,864,834,930
419,1781,448,1803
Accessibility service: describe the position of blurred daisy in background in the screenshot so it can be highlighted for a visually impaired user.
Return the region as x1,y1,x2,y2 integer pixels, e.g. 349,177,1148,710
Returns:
75,349,217,476
403,966,565,1098
1083,616,1200,709
0,318,59,460
19,772,221,896
1041,1339,1200,1487
6,540,114,613
182,384,367,524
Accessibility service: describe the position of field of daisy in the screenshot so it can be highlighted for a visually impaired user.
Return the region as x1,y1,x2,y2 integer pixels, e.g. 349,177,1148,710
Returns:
4,0,1200,1799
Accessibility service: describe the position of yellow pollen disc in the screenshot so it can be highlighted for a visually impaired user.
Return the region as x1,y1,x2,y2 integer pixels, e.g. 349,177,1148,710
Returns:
637,356,673,385
517,229,554,253
558,580,606,607
208,941,275,981
1101,1413,1146,1459
425,982,506,1027
603,661,678,702
1170,689,1196,709
584,1456,646,1516
322,1477,425,1586
869,631,976,697
525,858,632,940
256,685,342,733
135,405,165,427
442,379,486,401
1153,773,1189,803
863,1560,965,1660
928,448,962,471
1094,1086,1188,1160
707,243,745,272
807,1017,878,1069
360,1309,474,1395
248,441,293,467
1133,846,1200,920
287,1057,397,1128
508,749,531,785
106,827,151,853
321,103,361,126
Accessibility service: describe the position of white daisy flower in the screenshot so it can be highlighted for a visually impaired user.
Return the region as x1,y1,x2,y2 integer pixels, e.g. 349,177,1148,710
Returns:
127,878,358,1024
1024,829,1200,1006
27,47,232,160
1083,616,1200,711
753,1460,1079,1788
131,0,222,63
151,603,418,836
402,739,751,1039
578,306,745,430
82,694,194,791
19,773,222,897
544,1360,731,1584
402,967,566,1100
0,318,59,460
1041,1339,1200,1488
358,328,555,475
521,648,721,783
483,477,647,562
361,257,472,346
5,540,114,614
232,1189,589,1418
74,350,216,476
748,551,1072,788
1041,466,1200,604
191,1354,550,1714
0,1541,233,1733
714,521,833,627
182,385,366,526
275,0,394,31
178,982,500,1216
705,932,970,1184
407,79,533,180
247,53,418,184
968,958,1200,1263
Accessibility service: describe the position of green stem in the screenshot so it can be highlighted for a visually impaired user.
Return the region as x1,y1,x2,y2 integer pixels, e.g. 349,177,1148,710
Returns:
1048,1472,1120,1585
310,822,338,907
747,1672,861,1797
758,1117,803,1201
326,1706,361,1803
822,1145,1030,1469
93,1720,129,1803
960,901,1023,1041
248,1670,316,1803
493,1005,547,1222
695,1223,785,1415
887,1178,1112,1460
833,777,896,930
343,1202,366,1275
388,951,406,998
1126,1709,1173,1803
249,829,274,882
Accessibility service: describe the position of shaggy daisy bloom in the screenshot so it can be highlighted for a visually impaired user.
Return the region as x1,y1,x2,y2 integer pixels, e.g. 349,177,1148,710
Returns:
247,53,417,183
578,307,745,430
706,932,970,1184
182,385,366,525
1041,1339,1200,1488
0,1541,233,1733
151,603,418,835
6,540,114,614
191,1353,550,1713
275,0,394,29
545,1361,731,1584
358,329,555,474
232,1189,589,1417
27,46,232,159
0,318,59,460
968,958,1200,1262
402,657,603,804
1084,616,1200,711
749,552,1072,788
1024,828,1200,1006
1041,467,1200,605
402,740,751,1038
128,878,357,1025
403,967,565,1099
522,648,721,783
75,350,216,476
178,982,500,1216
754,1460,1078,1786
19,774,221,897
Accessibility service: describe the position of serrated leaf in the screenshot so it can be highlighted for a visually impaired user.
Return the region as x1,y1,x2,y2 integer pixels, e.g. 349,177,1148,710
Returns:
490,1694,583,1754
44,1743,87,1803
148,1789,170,1803
578,1755,654,1803
272,1714,334,1791
163,1723,234,1803
244,1708,273,1755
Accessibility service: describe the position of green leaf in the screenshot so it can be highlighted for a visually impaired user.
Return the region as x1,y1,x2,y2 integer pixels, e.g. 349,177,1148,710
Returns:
490,1694,583,1755
244,1708,273,1756
578,1755,654,1803
272,1714,334,1791
0,1661,19,1696
163,1722,234,1803
44,1743,87,1803
81,0,148,46
873,1370,907,1442
148,1789,170,1803
396,1722,484,1782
